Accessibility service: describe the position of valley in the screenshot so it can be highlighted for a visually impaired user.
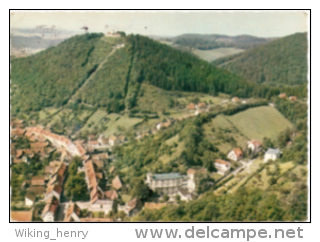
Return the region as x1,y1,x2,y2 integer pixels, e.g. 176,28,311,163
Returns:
10,31,308,222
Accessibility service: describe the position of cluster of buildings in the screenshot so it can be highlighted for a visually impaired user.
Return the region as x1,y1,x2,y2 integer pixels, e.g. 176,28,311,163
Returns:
42,162,68,222
278,93,298,101
87,134,126,150
186,102,209,115
25,126,85,156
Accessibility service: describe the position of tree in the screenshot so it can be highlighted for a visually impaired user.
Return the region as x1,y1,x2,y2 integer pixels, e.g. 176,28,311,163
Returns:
175,194,181,203
196,174,214,194
130,178,150,201
262,137,274,149
163,194,169,202
202,150,217,172
112,199,118,214
277,128,291,148
64,172,90,201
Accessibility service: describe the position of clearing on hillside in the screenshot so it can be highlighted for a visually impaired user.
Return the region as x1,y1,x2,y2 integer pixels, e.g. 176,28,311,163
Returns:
225,106,292,140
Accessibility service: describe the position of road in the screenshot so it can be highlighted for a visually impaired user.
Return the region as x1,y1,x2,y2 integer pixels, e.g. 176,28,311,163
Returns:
215,159,256,186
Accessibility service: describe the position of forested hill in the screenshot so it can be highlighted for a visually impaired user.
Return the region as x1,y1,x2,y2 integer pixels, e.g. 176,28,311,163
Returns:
213,32,308,86
170,34,272,50
10,33,304,114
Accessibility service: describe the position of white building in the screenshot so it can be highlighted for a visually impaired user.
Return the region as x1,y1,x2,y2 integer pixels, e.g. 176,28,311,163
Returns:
146,172,189,195
187,169,196,192
64,202,81,222
264,148,281,162
42,197,58,222
178,187,196,201
25,193,35,206
214,159,231,175
247,139,262,154
109,135,120,147
227,148,243,162
45,184,62,201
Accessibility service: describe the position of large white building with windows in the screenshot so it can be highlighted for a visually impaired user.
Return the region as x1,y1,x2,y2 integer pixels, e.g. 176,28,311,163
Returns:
146,172,193,195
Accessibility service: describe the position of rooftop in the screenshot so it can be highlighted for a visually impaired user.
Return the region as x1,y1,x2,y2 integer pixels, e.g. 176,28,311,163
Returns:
266,148,281,155
151,173,187,180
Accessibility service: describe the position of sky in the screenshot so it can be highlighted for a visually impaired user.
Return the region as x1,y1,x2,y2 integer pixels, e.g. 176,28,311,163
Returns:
10,10,308,38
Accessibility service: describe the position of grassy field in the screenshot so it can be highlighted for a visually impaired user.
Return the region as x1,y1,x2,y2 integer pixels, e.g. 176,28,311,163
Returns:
135,83,174,113
101,114,142,137
80,110,143,136
203,115,248,153
225,106,293,140
80,109,109,132
38,107,61,120
159,141,185,164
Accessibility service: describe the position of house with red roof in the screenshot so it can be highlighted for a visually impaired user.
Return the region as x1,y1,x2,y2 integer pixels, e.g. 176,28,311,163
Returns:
214,159,231,175
247,139,262,154
227,148,243,161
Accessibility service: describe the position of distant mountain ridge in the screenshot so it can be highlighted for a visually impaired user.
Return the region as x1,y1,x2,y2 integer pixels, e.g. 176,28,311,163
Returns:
213,32,308,86
153,33,274,50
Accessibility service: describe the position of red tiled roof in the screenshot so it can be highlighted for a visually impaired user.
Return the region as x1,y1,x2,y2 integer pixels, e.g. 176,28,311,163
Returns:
215,159,230,166
187,168,196,175
187,103,196,110
15,150,24,158
46,184,62,196
250,139,262,147
64,203,81,222
197,102,207,109
279,93,287,99
31,176,45,186
289,96,297,101
233,148,243,158
109,135,118,141
112,176,122,190
232,97,240,102
104,190,118,200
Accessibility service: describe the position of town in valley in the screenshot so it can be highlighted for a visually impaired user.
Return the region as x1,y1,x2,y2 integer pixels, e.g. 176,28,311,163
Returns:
10,11,309,222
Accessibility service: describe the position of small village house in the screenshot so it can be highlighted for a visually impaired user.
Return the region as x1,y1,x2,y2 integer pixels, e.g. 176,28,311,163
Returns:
278,93,287,99
177,187,197,201
63,202,81,222
112,176,123,191
109,135,120,147
264,148,281,162
231,97,240,103
31,176,45,186
186,102,196,111
45,184,63,201
156,120,172,130
289,96,298,101
196,102,207,110
227,148,243,161
42,197,59,222
104,189,118,200
247,139,262,155
214,159,231,176
25,193,36,206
